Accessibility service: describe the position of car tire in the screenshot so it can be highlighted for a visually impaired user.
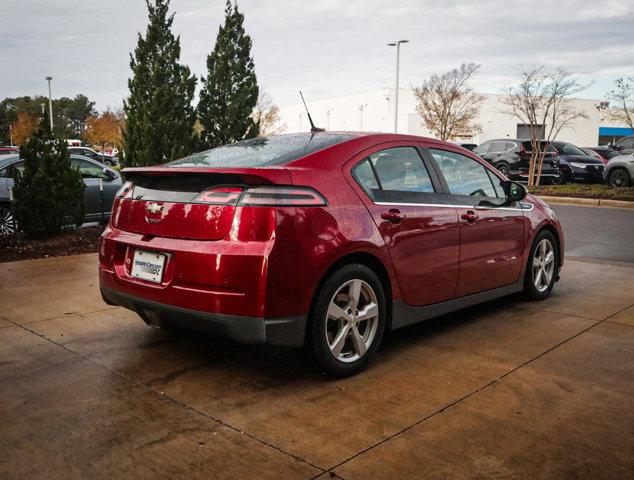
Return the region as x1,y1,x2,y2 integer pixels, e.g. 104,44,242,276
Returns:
0,204,17,235
523,230,559,301
495,163,510,177
305,264,387,377
607,168,632,187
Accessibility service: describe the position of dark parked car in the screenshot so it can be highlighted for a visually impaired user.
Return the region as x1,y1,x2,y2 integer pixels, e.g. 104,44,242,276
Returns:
611,135,634,155
99,132,563,377
582,147,622,165
473,139,561,182
0,154,122,234
69,146,118,166
550,141,604,184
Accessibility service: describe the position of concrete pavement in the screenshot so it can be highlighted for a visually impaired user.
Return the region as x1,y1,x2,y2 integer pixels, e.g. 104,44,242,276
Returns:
552,204,634,263
1,254,633,479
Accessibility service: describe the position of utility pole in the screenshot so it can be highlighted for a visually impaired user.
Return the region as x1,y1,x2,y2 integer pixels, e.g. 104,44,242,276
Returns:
45,76,53,132
387,40,409,133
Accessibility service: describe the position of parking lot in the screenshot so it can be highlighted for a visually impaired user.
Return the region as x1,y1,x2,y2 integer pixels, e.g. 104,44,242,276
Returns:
1,209,633,479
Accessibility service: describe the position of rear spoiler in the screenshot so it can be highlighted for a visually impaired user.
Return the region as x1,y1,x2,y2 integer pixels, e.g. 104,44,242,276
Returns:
121,166,293,185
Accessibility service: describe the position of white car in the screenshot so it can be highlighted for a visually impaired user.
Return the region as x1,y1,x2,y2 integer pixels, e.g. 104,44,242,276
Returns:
604,154,634,187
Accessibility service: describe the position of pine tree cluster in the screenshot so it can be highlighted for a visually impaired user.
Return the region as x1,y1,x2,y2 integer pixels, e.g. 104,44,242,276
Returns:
123,0,259,166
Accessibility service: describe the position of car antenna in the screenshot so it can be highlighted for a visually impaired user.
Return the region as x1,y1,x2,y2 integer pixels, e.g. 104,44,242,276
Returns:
299,91,325,133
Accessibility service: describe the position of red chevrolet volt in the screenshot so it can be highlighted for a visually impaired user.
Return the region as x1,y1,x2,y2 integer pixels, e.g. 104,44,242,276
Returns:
99,133,564,376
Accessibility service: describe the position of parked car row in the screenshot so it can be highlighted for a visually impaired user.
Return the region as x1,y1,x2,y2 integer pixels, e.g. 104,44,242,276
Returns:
471,137,633,187
0,154,122,234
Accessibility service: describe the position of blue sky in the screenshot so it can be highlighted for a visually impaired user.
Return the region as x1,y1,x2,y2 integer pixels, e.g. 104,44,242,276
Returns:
1,0,632,110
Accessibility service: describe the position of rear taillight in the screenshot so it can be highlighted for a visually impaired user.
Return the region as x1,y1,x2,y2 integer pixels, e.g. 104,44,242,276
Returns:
194,186,245,205
238,186,327,206
116,181,134,199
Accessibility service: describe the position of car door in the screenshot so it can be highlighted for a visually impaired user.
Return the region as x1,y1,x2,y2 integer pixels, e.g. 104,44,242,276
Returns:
71,157,111,218
426,147,525,297
347,144,460,307
479,140,507,164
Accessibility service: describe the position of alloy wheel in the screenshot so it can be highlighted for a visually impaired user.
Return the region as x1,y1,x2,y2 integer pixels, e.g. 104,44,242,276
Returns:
0,207,17,235
609,169,628,187
532,239,555,293
325,279,379,363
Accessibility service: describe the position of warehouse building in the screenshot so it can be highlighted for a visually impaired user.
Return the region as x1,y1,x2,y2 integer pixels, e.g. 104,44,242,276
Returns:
278,89,632,147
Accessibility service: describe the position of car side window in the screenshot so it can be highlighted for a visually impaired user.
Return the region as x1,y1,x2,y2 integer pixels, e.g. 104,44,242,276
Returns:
473,142,491,155
429,149,498,198
368,147,434,193
618,137,634,149
10,161,25,179
351,146,438,203
489,141,507,153
71,158,108,179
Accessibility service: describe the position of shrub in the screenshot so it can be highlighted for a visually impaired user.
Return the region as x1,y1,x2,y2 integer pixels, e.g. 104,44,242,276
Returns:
12,129,85,238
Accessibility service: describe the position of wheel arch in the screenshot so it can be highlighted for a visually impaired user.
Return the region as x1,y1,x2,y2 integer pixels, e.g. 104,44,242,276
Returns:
308,251,394,335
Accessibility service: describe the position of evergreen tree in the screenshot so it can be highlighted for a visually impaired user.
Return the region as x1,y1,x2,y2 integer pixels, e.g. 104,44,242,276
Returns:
12,128,85,238
198,0,259,149
123,0,197,166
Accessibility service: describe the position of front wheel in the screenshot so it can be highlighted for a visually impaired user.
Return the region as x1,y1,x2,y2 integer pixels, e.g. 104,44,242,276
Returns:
607,168,632,187
306,264,386,377
524,230,559,300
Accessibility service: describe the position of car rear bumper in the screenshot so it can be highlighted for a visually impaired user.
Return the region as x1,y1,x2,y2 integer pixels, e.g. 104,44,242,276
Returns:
98,225,309,346
101,286,306,347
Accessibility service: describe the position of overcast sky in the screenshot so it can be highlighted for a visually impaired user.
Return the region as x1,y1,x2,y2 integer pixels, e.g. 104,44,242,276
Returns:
1,0,632,110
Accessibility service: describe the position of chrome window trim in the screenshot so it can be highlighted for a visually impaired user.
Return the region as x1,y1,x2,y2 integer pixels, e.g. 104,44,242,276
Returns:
374,201,534,212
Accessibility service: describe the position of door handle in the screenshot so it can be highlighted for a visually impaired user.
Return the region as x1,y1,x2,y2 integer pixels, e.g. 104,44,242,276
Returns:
461,211,479,223
381,209,405,224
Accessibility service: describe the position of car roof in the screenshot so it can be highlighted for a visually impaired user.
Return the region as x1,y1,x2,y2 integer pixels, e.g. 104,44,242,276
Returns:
0,153,114,170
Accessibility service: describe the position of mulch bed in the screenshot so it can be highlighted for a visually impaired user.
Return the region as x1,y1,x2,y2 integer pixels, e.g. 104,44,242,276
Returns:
530,185,634,202
0,225,105,263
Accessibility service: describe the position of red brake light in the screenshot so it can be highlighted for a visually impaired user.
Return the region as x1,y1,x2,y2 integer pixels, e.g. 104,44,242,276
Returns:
238,186,327,207
116,181,134,199
195,186,244,205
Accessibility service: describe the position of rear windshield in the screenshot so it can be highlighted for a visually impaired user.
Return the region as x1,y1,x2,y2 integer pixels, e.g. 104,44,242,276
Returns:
167,133,355,168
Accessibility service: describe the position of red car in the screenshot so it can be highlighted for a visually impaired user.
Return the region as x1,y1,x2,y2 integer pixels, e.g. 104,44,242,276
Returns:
99,133,564,376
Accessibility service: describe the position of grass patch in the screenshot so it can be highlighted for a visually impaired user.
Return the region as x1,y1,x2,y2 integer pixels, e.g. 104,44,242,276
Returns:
529,184,634,202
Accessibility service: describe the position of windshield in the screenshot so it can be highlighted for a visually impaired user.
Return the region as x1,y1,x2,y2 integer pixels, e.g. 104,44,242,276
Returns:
167,133,355,168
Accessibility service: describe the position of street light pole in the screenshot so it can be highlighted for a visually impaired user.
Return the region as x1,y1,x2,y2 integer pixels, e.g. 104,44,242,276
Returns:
45,76,53,132
387,40,409,133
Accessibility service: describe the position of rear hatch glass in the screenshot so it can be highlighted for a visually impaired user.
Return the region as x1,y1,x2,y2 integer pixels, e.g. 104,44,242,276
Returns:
166,133,354,168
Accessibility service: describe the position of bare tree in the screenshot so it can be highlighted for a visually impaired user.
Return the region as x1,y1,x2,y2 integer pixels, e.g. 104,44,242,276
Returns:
412,63,485,141
252,90,286,136
597,76,634,131
502,66,589,186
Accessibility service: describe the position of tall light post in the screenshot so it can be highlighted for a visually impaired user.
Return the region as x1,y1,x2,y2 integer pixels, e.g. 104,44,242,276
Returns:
359,104,367,131
45,76,53,131
387,40,409,133
325,109,331,130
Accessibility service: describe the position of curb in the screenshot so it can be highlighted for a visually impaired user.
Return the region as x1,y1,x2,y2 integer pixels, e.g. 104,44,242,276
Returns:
538,196,634,209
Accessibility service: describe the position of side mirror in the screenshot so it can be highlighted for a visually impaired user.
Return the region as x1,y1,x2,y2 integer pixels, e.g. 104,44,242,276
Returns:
504,181,527,204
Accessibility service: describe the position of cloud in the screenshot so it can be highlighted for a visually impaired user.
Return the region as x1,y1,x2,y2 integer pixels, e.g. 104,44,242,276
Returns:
0,0,632,110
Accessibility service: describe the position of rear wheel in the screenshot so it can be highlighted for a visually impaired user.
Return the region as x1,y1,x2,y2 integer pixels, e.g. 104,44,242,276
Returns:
524,230,559,300
0,205,17,235
306,264,386,377
607,168,631,187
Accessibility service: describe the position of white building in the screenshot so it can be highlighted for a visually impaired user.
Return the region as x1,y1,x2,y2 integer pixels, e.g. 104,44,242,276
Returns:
279,89,633,147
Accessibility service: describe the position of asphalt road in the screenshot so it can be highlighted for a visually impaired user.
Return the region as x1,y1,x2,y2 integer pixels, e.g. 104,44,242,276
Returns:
552,204,634,264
